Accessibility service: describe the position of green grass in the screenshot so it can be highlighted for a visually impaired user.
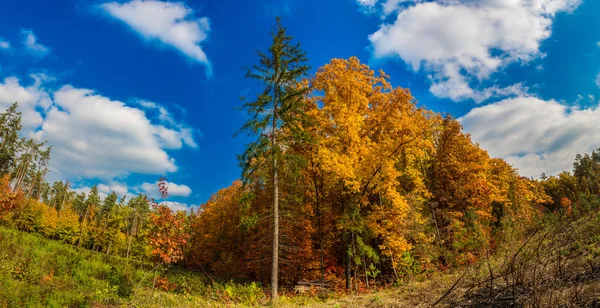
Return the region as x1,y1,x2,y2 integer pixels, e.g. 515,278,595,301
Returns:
0,226,265,307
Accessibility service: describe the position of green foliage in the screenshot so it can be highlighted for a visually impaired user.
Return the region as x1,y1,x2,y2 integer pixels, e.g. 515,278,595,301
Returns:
212,281,264,305
0,226,273,306
107,264,134,298
237,16,311,182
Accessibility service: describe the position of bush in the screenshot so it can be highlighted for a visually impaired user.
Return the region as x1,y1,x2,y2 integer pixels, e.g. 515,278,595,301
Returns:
108,265,134,298
212,280,264,305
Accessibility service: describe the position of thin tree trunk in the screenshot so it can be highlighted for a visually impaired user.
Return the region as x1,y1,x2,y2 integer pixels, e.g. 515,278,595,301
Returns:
270,96,279,302
313,171,325,283
345,236,351,290
127,215,137,258
15,145,35,192
12,152,28,191
390,254,399,281
363,254,369,289
78,203,91,248
26,173,36,198
352,232,358,293
35,168,48,201
60,182,69,212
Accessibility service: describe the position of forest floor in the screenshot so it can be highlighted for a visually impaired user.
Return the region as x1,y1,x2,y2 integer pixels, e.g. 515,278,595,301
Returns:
1,206,599,307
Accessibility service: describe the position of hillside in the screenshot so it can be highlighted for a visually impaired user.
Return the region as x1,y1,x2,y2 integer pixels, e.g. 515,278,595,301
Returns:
2,201,599,307
0,225,264,307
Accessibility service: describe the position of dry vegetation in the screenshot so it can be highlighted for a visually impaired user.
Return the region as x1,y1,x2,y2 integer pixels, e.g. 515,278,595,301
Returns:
320,204,600,308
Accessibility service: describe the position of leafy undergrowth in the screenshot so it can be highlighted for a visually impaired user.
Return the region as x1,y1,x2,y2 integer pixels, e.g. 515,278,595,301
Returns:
2,205,600,308
0,226,267,307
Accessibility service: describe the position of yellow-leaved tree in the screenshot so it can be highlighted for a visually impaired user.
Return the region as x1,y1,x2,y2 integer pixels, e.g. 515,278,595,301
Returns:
307,57,434,288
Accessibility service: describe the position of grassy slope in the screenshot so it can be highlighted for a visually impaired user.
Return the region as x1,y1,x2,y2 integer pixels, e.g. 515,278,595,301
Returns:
1,206,599,308
0,227,250,307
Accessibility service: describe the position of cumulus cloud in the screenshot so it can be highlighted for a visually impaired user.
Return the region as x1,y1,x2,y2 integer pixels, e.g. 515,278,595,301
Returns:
100,0,212,75
141,180,192,199
0,75,52,131
460,96,600,178
34,85,198,180
0,72,198,202
21,29,51,57
367,0,581,102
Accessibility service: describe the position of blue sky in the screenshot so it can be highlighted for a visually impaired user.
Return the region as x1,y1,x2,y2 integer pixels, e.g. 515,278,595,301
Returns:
1,0,599,210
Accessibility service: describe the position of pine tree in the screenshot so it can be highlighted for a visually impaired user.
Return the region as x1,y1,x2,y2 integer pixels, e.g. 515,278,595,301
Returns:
237,17,310,301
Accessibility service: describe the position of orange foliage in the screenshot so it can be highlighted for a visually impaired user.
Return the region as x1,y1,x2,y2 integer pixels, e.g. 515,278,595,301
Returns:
148,203,190,265
0,174,24,221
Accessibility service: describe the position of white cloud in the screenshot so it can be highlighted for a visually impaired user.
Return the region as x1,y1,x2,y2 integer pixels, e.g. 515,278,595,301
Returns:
0,76,52,131
21,29,50,57
0,73,198,195
368,0,581,102
357,0,378,7
73,183,137,201
141,180,192,199
138,100,198,149
100,0,212,75
0,39,10,50
160,201,199,213
357,0,413,15
595,72,600,88
139,100,175,125
98,182,129,196
460,96,600,178
34,85,197,180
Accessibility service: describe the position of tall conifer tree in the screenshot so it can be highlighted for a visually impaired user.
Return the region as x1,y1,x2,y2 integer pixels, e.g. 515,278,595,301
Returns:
237,17,310,301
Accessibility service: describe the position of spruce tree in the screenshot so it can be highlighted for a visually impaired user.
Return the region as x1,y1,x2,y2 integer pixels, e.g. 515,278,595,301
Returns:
237,17,310,301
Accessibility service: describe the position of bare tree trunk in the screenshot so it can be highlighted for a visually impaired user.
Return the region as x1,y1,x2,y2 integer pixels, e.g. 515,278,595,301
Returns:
127,215,137,258
363,254,369,289
26,173,36,198
313,171,325,283
126,231,133,258
60,182,69,212
390,254,399,281
345,235,351,290
270,98,279,302
352,232,358,293
35,168,48,201
14,145,35,192
78,203,91,248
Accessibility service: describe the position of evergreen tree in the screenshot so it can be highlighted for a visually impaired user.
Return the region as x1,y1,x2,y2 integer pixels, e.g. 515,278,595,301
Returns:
237,17,310,301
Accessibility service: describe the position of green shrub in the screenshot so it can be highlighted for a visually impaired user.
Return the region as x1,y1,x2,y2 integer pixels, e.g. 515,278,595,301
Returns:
108,264,134,298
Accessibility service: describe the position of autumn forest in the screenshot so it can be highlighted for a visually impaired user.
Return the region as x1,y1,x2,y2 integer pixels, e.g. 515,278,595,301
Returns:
1,19,600,307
